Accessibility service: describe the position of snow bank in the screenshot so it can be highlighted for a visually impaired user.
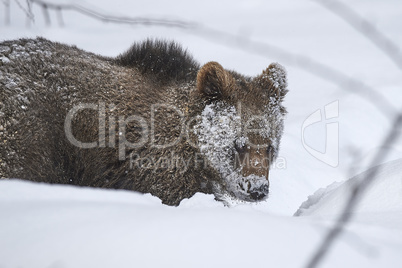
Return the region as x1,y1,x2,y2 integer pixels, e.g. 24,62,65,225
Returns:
0,180,306,268
1,178,402,268
295,158,402,228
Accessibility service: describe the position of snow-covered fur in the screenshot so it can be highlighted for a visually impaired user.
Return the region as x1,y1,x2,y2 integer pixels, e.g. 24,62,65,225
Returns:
0,37,288,205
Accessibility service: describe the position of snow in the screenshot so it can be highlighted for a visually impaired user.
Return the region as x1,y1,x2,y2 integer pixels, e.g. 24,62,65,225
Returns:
267,62,287,92
195,102,251,202
1,0,402,267
0,174,402,268
295,158,402,224
0,55,10,63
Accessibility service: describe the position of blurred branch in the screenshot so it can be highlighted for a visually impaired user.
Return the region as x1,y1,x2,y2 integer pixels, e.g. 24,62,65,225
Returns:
314,0,402,70
15,0,34,24
30,0,198,29
26,0,33,22
40,2,50,26
305,1,402,267
26,1,396,118
196,27,397,118
56,6,64,27
3,0,10,25
305,111,402,268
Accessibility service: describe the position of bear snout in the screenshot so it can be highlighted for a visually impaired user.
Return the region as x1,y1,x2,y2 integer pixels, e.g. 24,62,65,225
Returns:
249,183,269,201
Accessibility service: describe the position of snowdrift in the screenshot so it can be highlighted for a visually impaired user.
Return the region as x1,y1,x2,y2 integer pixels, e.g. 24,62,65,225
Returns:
295,158,402,228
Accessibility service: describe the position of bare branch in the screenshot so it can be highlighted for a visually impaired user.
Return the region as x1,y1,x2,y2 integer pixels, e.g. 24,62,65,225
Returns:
3,0,10,25
195,27,397,118
314,0,402,69
56,7,64,27
41,3,50,26
305,111,402,268
26,0,396,118
304,1,402,266
30,0,198,29
15,0,35,24
26,0,34,22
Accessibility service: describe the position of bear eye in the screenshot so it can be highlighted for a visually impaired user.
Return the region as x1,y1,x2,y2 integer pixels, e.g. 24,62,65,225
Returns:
266,145,271,153
234,142,246,153
266,145,273,159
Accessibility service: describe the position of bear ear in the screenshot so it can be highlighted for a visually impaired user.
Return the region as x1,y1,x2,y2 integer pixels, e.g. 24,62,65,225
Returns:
258,62,288,101
197,61,233,100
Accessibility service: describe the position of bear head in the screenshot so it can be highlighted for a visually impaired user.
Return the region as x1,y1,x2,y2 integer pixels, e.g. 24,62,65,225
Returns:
194,61,288,203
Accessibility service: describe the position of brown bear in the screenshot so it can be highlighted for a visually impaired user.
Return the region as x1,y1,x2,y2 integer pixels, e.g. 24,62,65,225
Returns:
0,37,287,205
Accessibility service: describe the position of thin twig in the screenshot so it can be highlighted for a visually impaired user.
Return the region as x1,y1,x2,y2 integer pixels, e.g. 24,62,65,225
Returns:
56,7,64,27
27,0,397,118
313,0,402,69
15,0,34,24
41,3,50,26
3,0,10,25
26,0,34,22
305,1,402,267
195,26,397,118
30,0,198,29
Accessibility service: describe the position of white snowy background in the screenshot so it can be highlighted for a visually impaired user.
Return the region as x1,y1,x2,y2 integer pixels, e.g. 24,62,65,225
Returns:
1,0,402,267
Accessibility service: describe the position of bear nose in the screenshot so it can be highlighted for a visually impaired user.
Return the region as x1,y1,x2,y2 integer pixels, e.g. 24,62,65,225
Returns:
249,184,269,201
249,191,266,201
